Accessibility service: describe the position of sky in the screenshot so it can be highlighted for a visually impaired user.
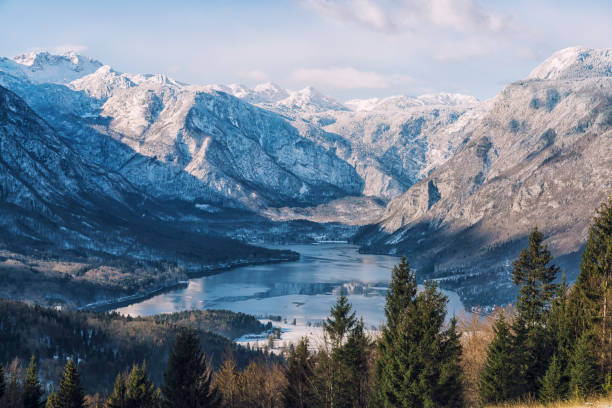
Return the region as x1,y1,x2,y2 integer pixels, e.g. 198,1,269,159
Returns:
0,0,611,101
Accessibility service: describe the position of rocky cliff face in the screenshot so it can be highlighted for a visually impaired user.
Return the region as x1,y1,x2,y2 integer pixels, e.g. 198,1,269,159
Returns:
357,47,612,307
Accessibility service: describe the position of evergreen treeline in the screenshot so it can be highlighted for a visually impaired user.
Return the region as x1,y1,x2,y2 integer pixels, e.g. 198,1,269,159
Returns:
1,196,610,407
480,197,611,404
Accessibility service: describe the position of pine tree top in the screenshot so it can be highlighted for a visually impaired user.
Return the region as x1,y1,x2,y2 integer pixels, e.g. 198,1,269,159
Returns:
323,294,357,346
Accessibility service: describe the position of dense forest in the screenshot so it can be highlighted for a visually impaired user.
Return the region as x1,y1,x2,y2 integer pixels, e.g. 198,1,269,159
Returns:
0,304,275,394
1,196,610,407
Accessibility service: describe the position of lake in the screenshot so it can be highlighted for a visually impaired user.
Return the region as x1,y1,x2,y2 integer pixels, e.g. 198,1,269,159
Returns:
116,243,466,330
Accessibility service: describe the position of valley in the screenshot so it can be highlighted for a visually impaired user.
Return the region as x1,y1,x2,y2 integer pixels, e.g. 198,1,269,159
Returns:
0,46,611,311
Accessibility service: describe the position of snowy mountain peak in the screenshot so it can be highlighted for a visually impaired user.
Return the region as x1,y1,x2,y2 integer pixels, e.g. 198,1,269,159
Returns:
252,82,289,102
130,73,185,88
69,65,136,99
11,51,103,84
345,92,479,112
528,46,612,81
279,86,348,113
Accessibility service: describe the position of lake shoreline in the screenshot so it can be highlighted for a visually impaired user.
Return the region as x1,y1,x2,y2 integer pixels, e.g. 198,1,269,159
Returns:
79,253,300,312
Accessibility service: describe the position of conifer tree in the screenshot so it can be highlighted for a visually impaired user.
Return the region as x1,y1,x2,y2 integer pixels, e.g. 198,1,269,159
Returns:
383,281,464,408
511,227,560,397
436,318,464,408
318,294,360,408
539,354,564,403
162,328,220,408
569,196,612,377
479,314,515,404
283,338,318,408
513,227,559,325
125,363,159,407
323,294,356,348
56,360,84,408
547,274,572,395
383,257,417,333
23,356,44,408
106,374,127,408
339,318,370,408
373,257,417,406
569,332,601,399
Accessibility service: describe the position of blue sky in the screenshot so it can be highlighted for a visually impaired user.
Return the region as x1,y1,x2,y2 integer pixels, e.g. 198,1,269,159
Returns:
0,0,610,100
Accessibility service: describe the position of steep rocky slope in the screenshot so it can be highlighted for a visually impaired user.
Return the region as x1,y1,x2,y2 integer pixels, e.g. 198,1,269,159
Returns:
357,47,612,307
213,83,481,203
0,84,296,307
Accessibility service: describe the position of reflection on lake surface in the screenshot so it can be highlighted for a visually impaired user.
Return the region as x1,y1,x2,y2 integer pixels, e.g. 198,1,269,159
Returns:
116,244,465,328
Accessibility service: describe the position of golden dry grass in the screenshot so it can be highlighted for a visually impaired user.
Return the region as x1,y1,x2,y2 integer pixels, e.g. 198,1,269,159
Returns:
486,395,612,408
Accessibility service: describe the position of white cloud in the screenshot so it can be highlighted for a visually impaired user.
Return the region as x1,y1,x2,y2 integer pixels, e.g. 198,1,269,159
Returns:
427,0,506,33
302,0,397,33
290,66,411,89
50,44,88,54
238,69,269,82
302,0,509,34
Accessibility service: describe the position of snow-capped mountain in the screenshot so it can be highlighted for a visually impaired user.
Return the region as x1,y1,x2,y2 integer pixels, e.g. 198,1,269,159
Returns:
528,46,612,80
207,81,482,201
0,53,364,212
357,46,612,306
11,51,103,84
1,51,478,214
344,93,478,112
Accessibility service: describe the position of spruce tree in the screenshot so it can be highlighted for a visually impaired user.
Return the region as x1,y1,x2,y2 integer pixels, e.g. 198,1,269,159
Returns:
162,328,220,408
125,363,159,407
319,294,360,408
513,227,559,325
373,257,417,406
568,332,601,399
323,294,356,348
539,354,564,403
106,374,127,408
479,314,515,404
23,356,44,408
56,360,84,408
283,338,318,408
383,257,417,333
339,318,370,408
569,196,612,378
436,318,464,408
547,274,572,395
511,227,560,397
384,281,464,408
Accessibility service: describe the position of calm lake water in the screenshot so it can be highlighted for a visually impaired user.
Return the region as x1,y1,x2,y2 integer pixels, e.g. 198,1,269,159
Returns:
116,244,465,328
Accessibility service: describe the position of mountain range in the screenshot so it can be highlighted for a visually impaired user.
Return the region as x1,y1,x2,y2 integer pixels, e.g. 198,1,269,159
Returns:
0,46,610,308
